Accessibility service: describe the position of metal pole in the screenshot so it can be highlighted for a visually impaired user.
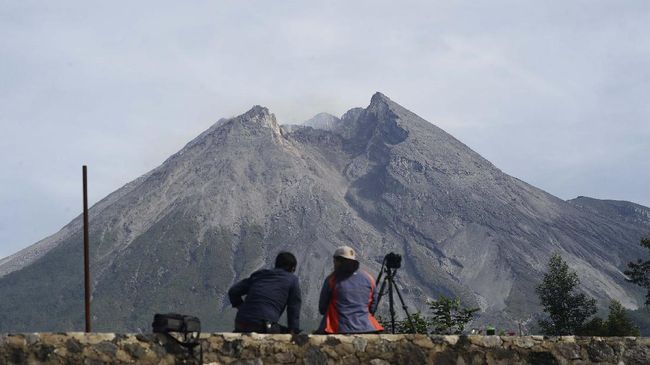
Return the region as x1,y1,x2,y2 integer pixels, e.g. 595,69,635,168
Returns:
83,165,91,332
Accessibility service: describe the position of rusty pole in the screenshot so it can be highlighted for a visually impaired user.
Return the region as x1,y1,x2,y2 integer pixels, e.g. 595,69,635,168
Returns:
83,165,91,332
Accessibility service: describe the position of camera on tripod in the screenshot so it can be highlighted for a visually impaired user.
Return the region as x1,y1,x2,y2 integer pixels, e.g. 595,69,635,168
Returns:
375,251,415,334
384,252,402,269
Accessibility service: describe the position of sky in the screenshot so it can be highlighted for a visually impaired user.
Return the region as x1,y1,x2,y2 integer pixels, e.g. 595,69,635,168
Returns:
1,1,649,259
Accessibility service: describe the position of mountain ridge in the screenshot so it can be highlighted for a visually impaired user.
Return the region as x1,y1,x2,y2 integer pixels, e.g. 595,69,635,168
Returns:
0,93,647,332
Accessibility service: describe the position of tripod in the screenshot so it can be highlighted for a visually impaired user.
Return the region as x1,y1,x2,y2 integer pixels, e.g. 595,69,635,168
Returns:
374,261,416,334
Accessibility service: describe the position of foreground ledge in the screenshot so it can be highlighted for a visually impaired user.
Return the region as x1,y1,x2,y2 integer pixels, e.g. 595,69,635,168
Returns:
1,333,650,364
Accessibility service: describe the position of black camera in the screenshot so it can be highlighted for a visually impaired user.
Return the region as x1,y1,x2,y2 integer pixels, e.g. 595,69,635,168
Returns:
384,252,402,269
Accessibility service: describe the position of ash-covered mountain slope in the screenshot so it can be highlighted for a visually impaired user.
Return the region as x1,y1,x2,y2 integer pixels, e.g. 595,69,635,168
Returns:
568,196,650,228
0,93,647,332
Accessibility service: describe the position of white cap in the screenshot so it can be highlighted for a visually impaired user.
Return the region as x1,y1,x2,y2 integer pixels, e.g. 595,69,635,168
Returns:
333,246,357,261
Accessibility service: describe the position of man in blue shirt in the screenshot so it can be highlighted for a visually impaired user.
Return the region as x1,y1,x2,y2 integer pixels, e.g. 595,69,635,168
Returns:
228,252,301,333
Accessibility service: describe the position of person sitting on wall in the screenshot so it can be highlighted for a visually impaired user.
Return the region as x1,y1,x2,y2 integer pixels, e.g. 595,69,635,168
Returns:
317,246,384,334
228,251,301,333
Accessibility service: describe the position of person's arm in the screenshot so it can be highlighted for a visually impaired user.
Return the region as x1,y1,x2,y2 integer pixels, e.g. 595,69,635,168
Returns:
228,277,252,308
318,275,333,315
286,276,302,332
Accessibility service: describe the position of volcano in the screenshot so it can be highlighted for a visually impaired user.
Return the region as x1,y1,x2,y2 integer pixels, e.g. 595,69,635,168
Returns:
1,93,647,332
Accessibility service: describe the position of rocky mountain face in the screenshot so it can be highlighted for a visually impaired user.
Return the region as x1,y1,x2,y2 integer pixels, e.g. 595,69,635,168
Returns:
0,93,648,332
568,196,650,228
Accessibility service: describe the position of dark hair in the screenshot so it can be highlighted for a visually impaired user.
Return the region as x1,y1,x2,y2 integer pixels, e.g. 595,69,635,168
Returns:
334,256,359,280
275,252,297,272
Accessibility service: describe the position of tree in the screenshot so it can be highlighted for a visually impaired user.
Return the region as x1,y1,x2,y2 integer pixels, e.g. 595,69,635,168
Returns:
428,295,479,335
627,308,650,336
624,236,650,306
577,300,640,336
578,317,607,336
536,253,597,335
606,300,640,336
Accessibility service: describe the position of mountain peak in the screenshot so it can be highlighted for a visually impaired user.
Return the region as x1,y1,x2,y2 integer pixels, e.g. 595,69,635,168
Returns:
243,105,271,119
235,105,285,142
303,112,341,131
312,112,338,120
238,105,278,128
370,91,391,105
367,91,400,116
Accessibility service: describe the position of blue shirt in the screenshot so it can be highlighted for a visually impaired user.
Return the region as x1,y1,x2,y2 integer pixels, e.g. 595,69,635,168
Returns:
228,268,301,331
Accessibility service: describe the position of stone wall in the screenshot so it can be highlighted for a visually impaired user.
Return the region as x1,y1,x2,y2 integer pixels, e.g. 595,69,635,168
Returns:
1,333,649,365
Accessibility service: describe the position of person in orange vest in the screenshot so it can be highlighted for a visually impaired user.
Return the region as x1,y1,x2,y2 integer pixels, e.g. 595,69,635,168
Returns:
317,246,384,334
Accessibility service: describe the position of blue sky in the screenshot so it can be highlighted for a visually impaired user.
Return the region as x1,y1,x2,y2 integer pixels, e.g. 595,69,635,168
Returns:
1,0,649,258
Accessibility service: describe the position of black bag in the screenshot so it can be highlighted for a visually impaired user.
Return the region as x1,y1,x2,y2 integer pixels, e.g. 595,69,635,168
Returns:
152,313,201,334
152,313,202,364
